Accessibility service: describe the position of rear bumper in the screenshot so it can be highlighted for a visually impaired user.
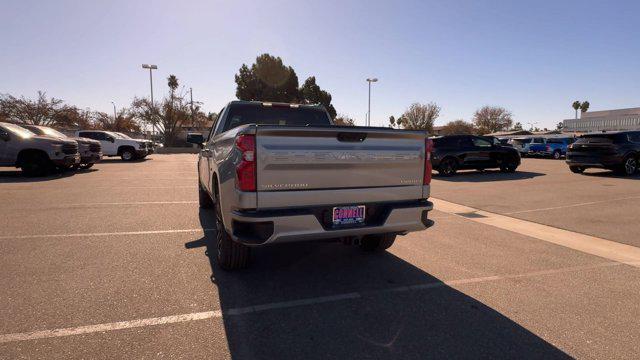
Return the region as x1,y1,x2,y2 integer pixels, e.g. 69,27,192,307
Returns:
52,154,80,167
566,153,622,168
230,200,434,246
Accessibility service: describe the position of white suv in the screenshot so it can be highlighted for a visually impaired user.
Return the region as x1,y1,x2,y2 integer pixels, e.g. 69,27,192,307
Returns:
75,130,150,161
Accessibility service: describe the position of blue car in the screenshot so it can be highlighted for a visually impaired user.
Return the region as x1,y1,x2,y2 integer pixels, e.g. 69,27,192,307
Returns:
528,137,576,159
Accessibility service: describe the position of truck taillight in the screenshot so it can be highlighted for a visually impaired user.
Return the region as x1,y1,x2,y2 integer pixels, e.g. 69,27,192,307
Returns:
546,145,551,151
235,134,256,192
423,138,433,185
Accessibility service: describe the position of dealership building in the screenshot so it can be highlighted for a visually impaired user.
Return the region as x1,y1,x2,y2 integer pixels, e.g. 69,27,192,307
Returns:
562,107,640,133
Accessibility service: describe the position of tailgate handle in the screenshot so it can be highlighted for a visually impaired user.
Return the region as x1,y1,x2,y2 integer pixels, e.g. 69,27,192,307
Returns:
337,132,367,142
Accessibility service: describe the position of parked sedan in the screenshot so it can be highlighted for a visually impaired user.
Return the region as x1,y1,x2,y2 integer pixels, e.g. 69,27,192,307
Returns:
21,125,102,169
431,135,521,176
566,131,640,176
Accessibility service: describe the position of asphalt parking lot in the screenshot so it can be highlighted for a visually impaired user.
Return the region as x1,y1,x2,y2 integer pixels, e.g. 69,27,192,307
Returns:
1,155,639,359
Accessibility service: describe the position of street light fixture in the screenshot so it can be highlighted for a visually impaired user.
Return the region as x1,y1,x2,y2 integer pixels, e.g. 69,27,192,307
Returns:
366,78,378,126
141,64,158,135
111,101,117,122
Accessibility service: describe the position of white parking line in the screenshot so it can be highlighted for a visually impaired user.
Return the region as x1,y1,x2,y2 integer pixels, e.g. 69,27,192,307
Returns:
0,228,215,240
0,261,621,344
432,198,640,267
504,195,640,215
1,185,197,191
41,201,198,208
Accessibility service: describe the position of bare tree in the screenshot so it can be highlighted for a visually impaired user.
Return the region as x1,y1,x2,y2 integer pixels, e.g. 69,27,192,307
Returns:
93,108,141,133
472,106,513,134
441,119,476,135
0,91,64,125
398,102,440,132
130,97,157,131
130,87,194,146
52,106,93,129
334,114,356,126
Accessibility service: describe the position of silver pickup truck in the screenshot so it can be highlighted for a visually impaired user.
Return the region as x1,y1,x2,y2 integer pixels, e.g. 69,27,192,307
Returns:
0,122,80,176
188,101,434,270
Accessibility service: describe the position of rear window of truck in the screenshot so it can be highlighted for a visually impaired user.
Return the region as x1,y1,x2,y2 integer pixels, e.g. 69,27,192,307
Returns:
223,104,332,132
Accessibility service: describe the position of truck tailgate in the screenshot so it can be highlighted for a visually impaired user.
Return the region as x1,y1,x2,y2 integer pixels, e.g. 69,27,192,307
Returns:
255,126,426,209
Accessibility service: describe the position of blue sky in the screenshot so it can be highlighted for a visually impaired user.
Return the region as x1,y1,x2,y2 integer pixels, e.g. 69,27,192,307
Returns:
2,0,639,129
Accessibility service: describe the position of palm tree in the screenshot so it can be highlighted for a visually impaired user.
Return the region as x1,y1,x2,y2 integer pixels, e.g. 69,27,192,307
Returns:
580,101,590,115
167,75,179,94
572,101,581,119
167,75,179,128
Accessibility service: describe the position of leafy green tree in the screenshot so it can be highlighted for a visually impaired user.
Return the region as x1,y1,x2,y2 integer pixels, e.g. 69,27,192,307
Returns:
441,119,476,135
556,121,564,130
572,101,581,119
299,76,336,119
512,122,524,131
472,106,513,134
235,54,301,102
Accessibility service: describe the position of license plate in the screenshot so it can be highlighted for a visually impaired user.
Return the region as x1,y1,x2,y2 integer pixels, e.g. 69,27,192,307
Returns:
332,205,365,225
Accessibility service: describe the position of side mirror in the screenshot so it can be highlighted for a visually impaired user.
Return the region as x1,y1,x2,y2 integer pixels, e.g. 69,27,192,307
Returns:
187,133,205,147
107,136,115,143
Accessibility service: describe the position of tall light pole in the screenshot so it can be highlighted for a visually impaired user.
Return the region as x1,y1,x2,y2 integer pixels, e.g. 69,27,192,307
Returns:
141,64,158,136
111,101,117,123
366,78,378,126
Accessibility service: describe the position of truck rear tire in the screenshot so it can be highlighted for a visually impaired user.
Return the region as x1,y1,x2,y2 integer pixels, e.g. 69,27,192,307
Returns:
359,233,396,252
215,193,249,270
552,150,562,160
20,152,52,177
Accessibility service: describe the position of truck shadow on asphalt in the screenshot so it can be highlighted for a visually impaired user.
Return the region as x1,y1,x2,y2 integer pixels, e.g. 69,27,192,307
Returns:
434,170,545,182
185,208,570,359
0,168,97,183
